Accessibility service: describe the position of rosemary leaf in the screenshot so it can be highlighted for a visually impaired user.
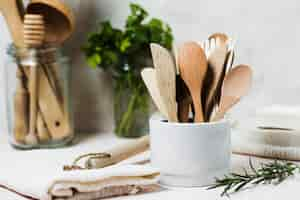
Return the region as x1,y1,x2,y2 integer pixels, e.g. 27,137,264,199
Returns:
208,159,300,197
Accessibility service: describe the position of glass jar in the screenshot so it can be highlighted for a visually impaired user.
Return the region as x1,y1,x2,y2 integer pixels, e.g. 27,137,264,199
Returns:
113,78,150,138
4,46,74,149
113,55,153,138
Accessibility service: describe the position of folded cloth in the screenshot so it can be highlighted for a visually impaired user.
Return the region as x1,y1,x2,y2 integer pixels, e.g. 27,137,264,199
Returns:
46,164,160,200
0,145,158,200
231,104,300,160
255,104,300,130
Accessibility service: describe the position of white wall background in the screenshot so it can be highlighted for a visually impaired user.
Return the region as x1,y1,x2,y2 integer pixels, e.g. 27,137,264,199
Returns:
0,0,298,134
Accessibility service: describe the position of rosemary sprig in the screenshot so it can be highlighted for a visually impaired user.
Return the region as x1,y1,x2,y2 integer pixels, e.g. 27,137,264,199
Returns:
208,159,300,197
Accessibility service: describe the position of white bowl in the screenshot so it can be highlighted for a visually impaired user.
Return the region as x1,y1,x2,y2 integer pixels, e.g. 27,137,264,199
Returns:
149,116,231,187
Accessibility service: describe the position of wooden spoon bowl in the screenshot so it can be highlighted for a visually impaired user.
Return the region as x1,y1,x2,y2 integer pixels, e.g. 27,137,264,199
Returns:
178,42,207,122
27,0,75,45
212,64,253,121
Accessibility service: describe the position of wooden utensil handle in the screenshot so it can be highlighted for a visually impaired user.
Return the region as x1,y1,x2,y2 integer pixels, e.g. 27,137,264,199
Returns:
211,110,225,122
24,66,70,139
42,54,64,106
36,111,51,142
0,0,24,47
87,136,150,169
192,94,204,122
13,68,29,143
29,65,38,135
178,98,190,122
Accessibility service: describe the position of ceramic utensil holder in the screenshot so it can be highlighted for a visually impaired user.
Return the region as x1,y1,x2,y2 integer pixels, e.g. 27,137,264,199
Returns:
4,45,74,149
150,115,231,187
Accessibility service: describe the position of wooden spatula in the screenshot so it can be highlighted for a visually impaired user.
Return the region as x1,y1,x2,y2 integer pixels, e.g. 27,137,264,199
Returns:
141,68,169,120
36,113,51,143
86,135,150,169
212,64,253,121
205,37,228,119
178,42,207,122
150,43,178,122
23,67,69,140
172,44,180,74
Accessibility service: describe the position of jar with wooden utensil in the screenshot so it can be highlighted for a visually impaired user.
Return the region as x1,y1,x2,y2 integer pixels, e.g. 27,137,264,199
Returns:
4,45,74,149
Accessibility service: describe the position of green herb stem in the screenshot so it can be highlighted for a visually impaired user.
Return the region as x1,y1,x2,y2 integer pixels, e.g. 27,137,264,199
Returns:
208,159,300,197
115,90,138,137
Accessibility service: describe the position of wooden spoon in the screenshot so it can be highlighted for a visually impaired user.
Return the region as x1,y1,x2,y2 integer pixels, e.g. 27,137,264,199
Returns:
0,0,24,47
212,64,253,121
178,42,207,122
150,43,178,122
27,0,75,45
141,68,169,119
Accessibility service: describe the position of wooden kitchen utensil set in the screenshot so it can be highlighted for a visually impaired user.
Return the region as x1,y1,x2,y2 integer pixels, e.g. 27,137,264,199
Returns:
0,0,75,147
65,34,253,169
143,33,253,123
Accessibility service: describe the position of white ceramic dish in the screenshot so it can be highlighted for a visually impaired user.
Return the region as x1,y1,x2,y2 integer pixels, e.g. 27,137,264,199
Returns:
149,116,231,187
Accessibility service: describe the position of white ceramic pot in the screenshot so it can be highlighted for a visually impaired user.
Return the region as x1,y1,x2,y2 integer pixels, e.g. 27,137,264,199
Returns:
149,116,231,187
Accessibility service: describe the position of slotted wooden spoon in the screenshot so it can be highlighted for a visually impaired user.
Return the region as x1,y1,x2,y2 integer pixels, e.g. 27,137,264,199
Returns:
212,64,253,121
204,37,228,119
178,42,207,122
208,32,229,44
150,43,178,122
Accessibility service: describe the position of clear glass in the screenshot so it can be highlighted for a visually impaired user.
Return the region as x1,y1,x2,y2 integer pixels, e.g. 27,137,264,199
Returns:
4,46,74,149
113,56,153,138
114,86,150,138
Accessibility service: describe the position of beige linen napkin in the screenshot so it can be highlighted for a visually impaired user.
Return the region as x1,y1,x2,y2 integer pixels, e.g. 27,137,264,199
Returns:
0,147,158,200
46,164,159,200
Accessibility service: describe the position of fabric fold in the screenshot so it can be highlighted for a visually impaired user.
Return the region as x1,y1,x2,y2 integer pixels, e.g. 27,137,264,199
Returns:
45,165,160,200
0,146,158,200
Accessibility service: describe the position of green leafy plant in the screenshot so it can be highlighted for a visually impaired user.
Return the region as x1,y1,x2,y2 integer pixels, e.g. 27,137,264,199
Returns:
82,3,173,137
208,159,300,197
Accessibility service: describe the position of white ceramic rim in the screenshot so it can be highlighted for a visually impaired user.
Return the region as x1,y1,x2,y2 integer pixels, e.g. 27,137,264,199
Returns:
150,115,229,127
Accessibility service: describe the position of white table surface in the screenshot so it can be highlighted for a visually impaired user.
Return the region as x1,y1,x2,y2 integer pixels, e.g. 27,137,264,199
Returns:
0,132,299,200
